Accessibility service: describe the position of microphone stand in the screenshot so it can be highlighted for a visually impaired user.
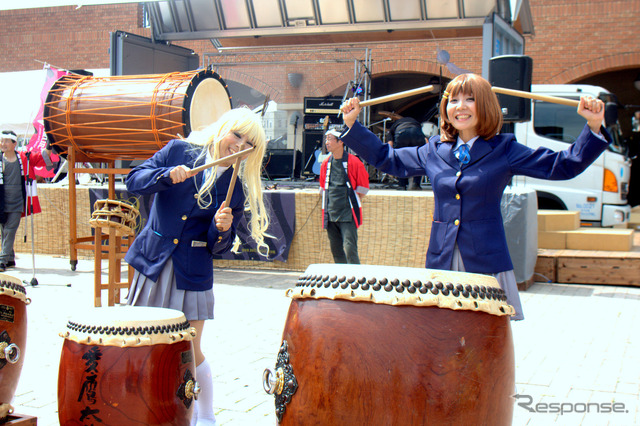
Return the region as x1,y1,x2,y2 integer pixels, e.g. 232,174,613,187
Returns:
367,118,392,143
290,116,298,180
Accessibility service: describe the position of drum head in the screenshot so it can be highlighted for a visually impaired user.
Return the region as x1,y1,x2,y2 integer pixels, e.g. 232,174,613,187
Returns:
292,264,514,317
62,306,196,347
189,77,232,133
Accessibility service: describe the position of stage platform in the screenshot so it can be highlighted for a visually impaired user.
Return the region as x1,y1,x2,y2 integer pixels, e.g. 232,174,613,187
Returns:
13,180,640,288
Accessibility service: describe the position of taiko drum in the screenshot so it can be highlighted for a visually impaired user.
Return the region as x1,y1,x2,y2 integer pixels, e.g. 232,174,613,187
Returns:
43,69,232,161
264,264,516,425
89,199,140,237
58,306,198,425
0,274,29,420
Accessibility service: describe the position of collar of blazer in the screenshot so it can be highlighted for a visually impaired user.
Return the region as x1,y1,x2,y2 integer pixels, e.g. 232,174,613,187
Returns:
435,136,494,168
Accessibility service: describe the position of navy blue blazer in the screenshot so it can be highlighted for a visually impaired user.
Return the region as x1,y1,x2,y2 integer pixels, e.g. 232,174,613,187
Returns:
342,121,611,274
124,139,244,291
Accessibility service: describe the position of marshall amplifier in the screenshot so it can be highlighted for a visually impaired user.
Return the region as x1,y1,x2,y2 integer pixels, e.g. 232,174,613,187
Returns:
304,97,343,116
303,114,343,131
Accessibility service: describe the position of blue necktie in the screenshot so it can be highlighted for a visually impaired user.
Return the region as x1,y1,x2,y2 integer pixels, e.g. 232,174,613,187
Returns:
455,144,470,165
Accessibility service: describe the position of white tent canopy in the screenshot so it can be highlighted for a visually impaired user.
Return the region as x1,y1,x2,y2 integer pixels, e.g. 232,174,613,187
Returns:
0,68,109,138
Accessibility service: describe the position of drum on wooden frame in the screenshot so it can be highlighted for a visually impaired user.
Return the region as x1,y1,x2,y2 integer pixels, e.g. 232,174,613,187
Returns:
263,264,516,425
58,306,199,425
44,69,232,161
0,274,29,421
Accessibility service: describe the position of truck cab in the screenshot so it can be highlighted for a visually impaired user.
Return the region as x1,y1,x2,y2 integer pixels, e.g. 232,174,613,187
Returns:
512,84,632,227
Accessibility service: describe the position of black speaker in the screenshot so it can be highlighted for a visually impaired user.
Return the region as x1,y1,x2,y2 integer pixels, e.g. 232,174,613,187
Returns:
489,55,533,122
302,131,324,176
263,149,301,179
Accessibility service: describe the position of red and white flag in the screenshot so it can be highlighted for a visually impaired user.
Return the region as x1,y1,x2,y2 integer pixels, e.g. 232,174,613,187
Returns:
26,65,68,178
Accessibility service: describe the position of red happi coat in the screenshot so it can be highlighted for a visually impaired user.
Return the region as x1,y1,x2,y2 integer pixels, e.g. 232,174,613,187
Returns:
319,152,370,229
0,150,51,220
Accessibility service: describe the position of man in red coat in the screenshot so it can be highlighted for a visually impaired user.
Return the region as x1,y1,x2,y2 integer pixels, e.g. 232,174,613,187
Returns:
319,129,369,264
0,130,58,271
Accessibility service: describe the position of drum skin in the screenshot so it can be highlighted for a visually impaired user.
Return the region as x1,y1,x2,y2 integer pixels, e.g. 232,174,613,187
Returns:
278,297,515,425
0,279,28,412
58,339,195,425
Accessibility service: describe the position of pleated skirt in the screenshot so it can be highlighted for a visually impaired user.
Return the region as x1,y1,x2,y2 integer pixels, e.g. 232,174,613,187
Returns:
452,245,524,321
126,258,215,321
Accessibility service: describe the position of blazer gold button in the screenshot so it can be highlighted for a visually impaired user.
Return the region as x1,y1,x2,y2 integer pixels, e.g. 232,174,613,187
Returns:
456,171,462,177
173,238,179,244
218,236,223,242
194,193,198,198
455,194,460,200
182,215,187,220
454,219,460,226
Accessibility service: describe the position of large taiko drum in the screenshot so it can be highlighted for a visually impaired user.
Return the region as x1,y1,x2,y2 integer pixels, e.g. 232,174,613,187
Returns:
263,264,516,425
44,69,232,161
58,306,199,426
0,274,29,421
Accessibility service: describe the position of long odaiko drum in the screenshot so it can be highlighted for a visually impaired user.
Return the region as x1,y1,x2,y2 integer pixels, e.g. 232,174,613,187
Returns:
58,306,199,426
264,264,516,425
0,275,29,421
43,69,232,161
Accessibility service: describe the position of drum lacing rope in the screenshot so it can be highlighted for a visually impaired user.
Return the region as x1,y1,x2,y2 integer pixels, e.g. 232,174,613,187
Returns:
150,71,185,149
68,76,187,152
64,74,93,159
50,72,196,161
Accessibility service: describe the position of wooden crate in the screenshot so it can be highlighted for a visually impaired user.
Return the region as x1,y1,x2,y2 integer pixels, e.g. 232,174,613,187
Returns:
534,252,557,283
556,254,640,286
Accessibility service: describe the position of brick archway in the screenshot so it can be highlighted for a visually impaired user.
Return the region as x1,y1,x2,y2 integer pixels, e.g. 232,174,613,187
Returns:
549,52,640,84
373,59,451,78
218,69,283,103
314,59,453,97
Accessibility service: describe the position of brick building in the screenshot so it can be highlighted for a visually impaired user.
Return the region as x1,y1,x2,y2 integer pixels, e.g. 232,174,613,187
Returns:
1,0,639,138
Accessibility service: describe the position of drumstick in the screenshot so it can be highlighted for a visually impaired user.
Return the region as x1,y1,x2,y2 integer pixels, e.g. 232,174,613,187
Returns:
224,157,241,207
216,157,241,231
190,146,255,174
359,85,436,107
491,86,580,107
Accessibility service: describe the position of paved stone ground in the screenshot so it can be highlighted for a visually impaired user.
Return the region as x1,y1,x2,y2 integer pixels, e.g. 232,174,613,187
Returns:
3,253,639,425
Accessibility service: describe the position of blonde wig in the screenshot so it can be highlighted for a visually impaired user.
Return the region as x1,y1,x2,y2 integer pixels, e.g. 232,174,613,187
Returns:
187,107,270,255
439,73,503,142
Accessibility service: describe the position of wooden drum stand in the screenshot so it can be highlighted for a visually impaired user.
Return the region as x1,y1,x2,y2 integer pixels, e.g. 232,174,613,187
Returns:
67,147,135,307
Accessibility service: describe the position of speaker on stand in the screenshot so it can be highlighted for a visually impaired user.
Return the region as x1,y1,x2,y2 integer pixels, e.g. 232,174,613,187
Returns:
489,55,533,124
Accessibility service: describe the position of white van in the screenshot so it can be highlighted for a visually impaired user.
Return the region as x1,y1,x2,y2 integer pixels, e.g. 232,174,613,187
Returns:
511,84,631,227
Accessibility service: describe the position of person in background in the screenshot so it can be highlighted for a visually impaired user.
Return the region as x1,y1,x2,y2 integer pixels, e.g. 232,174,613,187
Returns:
124,107,270,426
319,129,369,264
340,73,611,321
0,130,58,272
387,116,426,190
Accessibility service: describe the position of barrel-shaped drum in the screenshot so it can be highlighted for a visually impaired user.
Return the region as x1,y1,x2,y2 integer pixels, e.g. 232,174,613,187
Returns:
58,306,198,425
90,199,140,236
44,69,232,161
264,264,516,425
0,274,29,421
